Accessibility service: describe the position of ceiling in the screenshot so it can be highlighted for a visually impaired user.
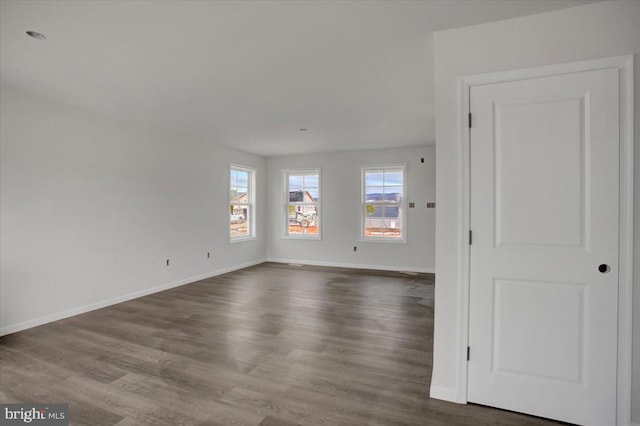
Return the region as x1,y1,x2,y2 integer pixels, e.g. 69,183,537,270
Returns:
0,0,597,156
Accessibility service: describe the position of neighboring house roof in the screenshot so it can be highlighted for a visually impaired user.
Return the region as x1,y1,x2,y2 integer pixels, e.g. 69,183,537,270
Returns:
365,193,402,218
232,192,248,203
289,190,316,203
368,206,400,218
365,192,402,203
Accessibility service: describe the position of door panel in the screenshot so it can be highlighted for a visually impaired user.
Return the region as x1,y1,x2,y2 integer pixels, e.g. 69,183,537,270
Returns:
496,97,585,248
493,279,584,382
467,68,619,426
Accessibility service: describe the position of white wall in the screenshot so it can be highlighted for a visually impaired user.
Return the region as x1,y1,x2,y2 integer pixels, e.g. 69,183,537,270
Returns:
431,0,640,423
266,146,435,272
0,84,267,335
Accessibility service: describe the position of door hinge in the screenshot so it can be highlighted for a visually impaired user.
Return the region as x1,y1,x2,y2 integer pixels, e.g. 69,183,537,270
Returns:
468,112,472,128
467,346,470,361
469,230,473,245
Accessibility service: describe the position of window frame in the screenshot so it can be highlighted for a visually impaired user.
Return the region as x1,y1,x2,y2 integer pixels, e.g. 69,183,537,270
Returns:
282,168,322,240
229,163,256,243
360,163,407,243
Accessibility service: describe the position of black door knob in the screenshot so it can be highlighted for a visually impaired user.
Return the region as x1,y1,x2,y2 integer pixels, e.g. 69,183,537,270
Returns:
598,264,610,273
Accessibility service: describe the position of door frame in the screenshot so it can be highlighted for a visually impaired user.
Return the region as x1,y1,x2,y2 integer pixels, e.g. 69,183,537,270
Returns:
455,55,634,425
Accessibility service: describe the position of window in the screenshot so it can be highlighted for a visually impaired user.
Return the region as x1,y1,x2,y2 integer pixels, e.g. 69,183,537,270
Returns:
362,165,406,242
284,169,320,238
230,165,255,241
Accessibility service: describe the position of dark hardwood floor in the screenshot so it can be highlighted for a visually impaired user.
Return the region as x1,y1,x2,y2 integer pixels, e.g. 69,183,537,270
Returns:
0,262,562,425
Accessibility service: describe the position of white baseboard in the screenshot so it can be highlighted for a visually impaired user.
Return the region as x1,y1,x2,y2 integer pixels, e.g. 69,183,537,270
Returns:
1,257,431,337
266,258,435,274
429,385,458,402
0,258,266,337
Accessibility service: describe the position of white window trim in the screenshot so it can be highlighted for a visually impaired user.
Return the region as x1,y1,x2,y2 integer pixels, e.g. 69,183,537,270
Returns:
282,168,322,240
360,163,407,244
229,163,256,243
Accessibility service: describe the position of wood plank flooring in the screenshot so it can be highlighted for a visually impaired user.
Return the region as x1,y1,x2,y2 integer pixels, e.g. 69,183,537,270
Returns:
0,262,563,425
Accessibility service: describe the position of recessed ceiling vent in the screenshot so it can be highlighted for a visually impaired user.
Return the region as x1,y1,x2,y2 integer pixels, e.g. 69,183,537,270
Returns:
26,31,46,40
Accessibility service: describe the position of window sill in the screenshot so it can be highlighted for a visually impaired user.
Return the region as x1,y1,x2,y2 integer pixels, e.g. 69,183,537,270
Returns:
359,237,407,244
230,236,257,244
282,235,322,241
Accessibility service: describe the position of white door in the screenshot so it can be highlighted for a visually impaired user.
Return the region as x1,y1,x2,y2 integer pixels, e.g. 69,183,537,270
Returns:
467,67,619,425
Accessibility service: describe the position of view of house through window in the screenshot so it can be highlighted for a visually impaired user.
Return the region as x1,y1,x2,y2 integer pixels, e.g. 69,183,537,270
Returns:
285,170,320,237
362,165,405,240
230,165,255,240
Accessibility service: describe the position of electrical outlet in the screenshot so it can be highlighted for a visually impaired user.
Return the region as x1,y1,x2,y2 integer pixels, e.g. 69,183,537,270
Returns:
409,202,415,208
207,252,211,259
427,202,436,208
166,259,170,266
353,246,357,252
